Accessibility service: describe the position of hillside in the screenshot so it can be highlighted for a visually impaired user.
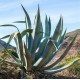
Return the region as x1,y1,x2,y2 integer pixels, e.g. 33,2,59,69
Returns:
52,29,80,78
66,29,80,37
63,29,80,56
65,29,80,43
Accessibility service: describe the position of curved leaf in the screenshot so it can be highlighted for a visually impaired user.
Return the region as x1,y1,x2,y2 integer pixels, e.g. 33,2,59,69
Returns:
21,4,31,29
45,15,51,37
42,34,77,70
33,40,56,70
52,16,63,42
31,6,43,63
21,29,33,52
14,33,26,66
58,29,67,46
27,33,33,52
0,24,20,32
0,35,10,39
34,37,49,62
21,29,33,38
23,43,32,70
13,21,26,23
44,56,80,74
6,32,17,48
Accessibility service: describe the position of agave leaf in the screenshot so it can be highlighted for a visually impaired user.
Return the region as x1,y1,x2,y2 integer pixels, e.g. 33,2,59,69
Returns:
27,33,33,52
23,43,32,70
44,56,80,74
21,29,33,38
0,41,21,64
6,33,17,48
36,22,43,48
52,40,59,48
13,21,26,23
43,34,77,70
31,5,43,63
21,29,33,52
21,4,31,29
14,33,26,66
43,31,67,66
45,15,51,37
42,50,58,68
35,37,49,62
0,35,10,39
0,24,20,32
33,40,56,70
58,29,67,46
44,29,66,65
24,17,28,47
21,4,32,50
48,17,51,35
52,16,63,42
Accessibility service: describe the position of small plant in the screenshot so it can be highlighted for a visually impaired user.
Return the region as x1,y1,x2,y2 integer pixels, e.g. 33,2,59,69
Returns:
1,49,18,59
64,55,80,78
0,5,79,79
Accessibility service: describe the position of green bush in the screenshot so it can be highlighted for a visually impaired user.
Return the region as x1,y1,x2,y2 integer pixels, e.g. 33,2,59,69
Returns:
68,60,80,78
62,55,80,78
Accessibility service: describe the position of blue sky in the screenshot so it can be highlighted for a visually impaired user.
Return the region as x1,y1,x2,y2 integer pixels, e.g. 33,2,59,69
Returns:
0,0,80,45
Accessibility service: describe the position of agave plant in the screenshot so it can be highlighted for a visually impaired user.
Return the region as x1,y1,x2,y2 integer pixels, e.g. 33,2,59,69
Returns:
0,5,80,78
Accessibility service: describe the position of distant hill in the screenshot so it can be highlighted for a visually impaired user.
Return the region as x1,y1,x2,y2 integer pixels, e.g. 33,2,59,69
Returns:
63,29,80,50
0,39,15,50
61,29,80,56
65,29,80,43
66,29,80,37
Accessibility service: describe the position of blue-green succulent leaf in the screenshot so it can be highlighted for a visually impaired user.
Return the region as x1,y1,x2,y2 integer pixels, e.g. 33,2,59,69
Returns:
23,43,32,70
13,21,26,23
21,4,31,29
31,6,43,63
6,33,17,48
45,16,51,37
44,56,80,74
14,33,26,66
52,16,63,42
33,40,56,70
43,34,77,70
27,33,33,52
43,29,67,69
0,24,20,32
59,29,67,46
21,29,33,38
35,37,49,62
0,35,10,39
